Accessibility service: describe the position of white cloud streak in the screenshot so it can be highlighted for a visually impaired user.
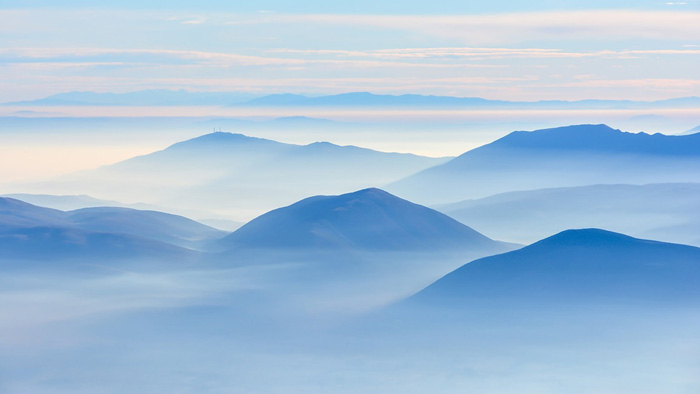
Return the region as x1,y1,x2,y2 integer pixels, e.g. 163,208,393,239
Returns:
247,11,700,44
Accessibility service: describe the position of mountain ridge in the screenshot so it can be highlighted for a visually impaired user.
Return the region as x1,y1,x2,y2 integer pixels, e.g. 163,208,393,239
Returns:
407,228,700,305
0,197,224,250
216,188,511,253
6,90,700,109
387,124,700,204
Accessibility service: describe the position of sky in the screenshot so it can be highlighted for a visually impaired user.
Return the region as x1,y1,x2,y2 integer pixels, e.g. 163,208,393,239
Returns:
1,1,700,101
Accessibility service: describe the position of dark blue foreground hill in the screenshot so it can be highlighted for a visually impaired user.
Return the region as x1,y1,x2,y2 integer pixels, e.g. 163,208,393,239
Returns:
409,229,700,305
216,188,510,252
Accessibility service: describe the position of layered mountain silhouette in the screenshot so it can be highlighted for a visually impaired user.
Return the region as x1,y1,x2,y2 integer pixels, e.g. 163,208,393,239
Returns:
409,229,700,305
34,132,449,220
239,92,700,109
216,188,511,253
2,89,258,106
437,183,700,246
388,124,700,204
0,198,223,261
6,90,700,109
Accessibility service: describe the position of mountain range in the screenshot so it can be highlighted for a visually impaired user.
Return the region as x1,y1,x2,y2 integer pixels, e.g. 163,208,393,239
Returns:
26,132,449,220
388,124,700,204
2,89,259,106
6,90,700,109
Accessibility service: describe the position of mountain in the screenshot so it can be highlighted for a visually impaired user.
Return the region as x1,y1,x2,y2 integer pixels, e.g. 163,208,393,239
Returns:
388,124,700,204
32,132,450,220
2,89,258,106
0,197,224,250
0,198,199,262
239,92,700,109
241,92,505,107
436,183,700,246
409,229,700,305
0,227,195,263
217,188,511,252
0,197,67,230
7,90,700,108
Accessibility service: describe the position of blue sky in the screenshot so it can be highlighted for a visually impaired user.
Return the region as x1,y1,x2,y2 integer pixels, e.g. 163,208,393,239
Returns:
1,1,699,101
1,0,691,13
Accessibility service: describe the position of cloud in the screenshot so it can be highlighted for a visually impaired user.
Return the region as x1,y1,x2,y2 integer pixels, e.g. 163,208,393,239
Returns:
261,11,700,44
269,47,700,60
181,18,205,25
1,9,699,101
0,47,306,67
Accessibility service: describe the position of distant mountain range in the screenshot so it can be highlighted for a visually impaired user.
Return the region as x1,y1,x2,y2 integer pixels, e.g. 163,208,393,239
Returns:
5,90,700,109
2,89,259,106
436,183,700,246
217,188,512,253
240,92,700,109
27,132,449,220
388,124,700,204
408,229,700,306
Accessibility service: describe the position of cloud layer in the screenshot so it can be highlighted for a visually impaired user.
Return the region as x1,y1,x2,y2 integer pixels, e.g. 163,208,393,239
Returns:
1,8,699,100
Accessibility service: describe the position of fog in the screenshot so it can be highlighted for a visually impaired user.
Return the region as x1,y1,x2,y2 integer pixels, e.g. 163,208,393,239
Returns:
1,106,699,393
1,253,698,394
1,105,698,183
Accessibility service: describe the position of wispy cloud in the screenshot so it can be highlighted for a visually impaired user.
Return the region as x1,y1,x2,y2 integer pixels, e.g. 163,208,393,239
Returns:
1,8,699,101
259,11,700,44
269,47,700,60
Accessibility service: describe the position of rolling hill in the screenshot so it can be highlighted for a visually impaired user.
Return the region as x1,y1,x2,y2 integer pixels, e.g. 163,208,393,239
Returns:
0,197,224,252
409,229,700,306
217,188,511,253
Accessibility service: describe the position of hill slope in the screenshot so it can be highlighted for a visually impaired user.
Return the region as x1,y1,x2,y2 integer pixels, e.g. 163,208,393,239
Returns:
0,197,223,251
217,188,510,252
388,124,700,204
409,229,700,305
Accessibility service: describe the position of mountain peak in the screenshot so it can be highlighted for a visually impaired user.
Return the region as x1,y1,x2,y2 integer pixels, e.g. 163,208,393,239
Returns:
165,132,288,151
409,228,700,304
217,188,507,251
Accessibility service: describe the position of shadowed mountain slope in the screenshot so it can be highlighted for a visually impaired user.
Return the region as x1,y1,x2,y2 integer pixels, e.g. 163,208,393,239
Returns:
409,229,700,305
217,188,511,252
388,124,700,204
0,197,223,252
